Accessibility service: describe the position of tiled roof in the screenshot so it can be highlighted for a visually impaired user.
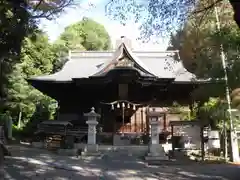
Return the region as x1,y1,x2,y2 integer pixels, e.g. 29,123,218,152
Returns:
29,43,197,82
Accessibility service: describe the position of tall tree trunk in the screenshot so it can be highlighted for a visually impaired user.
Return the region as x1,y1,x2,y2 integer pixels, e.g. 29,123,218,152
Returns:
18,111,22,129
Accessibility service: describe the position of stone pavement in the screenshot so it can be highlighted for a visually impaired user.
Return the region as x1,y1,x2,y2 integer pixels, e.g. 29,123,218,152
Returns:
2,145,240,179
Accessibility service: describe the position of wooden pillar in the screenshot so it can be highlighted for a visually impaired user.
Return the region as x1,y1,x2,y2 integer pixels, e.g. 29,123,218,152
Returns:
141,108,144,132
146,109,150,134
134,112,137,132
130,116,132,132
163,113,167,131
171,125,174,152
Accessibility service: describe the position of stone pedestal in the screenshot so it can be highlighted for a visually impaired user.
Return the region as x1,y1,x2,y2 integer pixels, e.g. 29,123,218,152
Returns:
145,110,168,161
84,107,100,153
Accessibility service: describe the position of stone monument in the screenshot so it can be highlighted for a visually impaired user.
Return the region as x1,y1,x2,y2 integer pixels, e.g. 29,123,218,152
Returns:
145,108,168,160
84,107,100,153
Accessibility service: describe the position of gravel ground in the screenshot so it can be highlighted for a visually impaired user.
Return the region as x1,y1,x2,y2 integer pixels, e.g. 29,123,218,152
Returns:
2,145,240,180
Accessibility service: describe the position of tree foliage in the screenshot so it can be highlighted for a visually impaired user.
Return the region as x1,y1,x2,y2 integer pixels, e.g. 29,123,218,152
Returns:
0,0,76,111
0,1,32,59
52,18,112,72
169,3,238,77
168,1,240,82
5,30,57,128
161,1,240,129
57,17,111,51
0,0,76,62
106,0,239,41
28,0,78,20
164,1,240,106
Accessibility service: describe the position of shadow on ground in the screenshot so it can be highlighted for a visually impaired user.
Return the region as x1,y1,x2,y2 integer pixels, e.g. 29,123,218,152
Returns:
3,145,240,180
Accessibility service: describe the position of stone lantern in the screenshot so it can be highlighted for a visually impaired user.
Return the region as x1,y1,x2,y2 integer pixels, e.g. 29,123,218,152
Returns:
84,107,100,153
145,108,168,160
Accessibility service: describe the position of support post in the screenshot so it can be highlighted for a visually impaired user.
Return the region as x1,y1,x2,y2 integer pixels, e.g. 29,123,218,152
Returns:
171,125,174,152
141,108,144,132
163,114,167,131
84,107,100,153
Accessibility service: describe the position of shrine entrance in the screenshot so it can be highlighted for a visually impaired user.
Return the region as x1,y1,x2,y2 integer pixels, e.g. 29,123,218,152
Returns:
98,100,149,145
98,99,173,146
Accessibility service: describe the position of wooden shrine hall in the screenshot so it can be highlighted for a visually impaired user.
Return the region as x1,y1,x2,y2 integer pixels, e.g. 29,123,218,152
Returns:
28,37,210,145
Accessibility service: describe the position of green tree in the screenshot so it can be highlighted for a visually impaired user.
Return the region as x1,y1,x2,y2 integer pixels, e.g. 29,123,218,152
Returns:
163,1,240,131
52,18,112,72
0,0,76,66
0,0,76,113
6,30,57,126
51,42,69,73
57,17,111,50
167,1,240,84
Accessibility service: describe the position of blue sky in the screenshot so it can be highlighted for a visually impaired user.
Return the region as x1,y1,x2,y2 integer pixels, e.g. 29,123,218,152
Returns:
39,0,169,50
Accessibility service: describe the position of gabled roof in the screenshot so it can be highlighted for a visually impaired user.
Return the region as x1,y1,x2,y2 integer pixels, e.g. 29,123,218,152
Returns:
93,43,156,77
29,42,198,83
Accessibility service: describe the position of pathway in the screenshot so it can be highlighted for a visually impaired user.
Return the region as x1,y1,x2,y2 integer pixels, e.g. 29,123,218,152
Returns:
2,145,240,179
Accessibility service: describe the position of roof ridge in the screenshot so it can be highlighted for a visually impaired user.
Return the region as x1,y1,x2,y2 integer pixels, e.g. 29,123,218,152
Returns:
70,50,178,53
71,50,114,53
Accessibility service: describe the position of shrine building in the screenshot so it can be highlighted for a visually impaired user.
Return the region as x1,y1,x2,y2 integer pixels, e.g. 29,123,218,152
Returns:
28,37,209,145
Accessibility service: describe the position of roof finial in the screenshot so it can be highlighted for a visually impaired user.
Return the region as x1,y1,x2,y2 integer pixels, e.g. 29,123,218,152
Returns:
115,36,132,49
121,36,125,42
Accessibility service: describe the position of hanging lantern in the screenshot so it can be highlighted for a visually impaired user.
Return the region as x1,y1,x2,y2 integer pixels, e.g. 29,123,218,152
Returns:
111,104,114,110
122,102,125,108
133,105,136,110
117,103,120,108
127,103,130,109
